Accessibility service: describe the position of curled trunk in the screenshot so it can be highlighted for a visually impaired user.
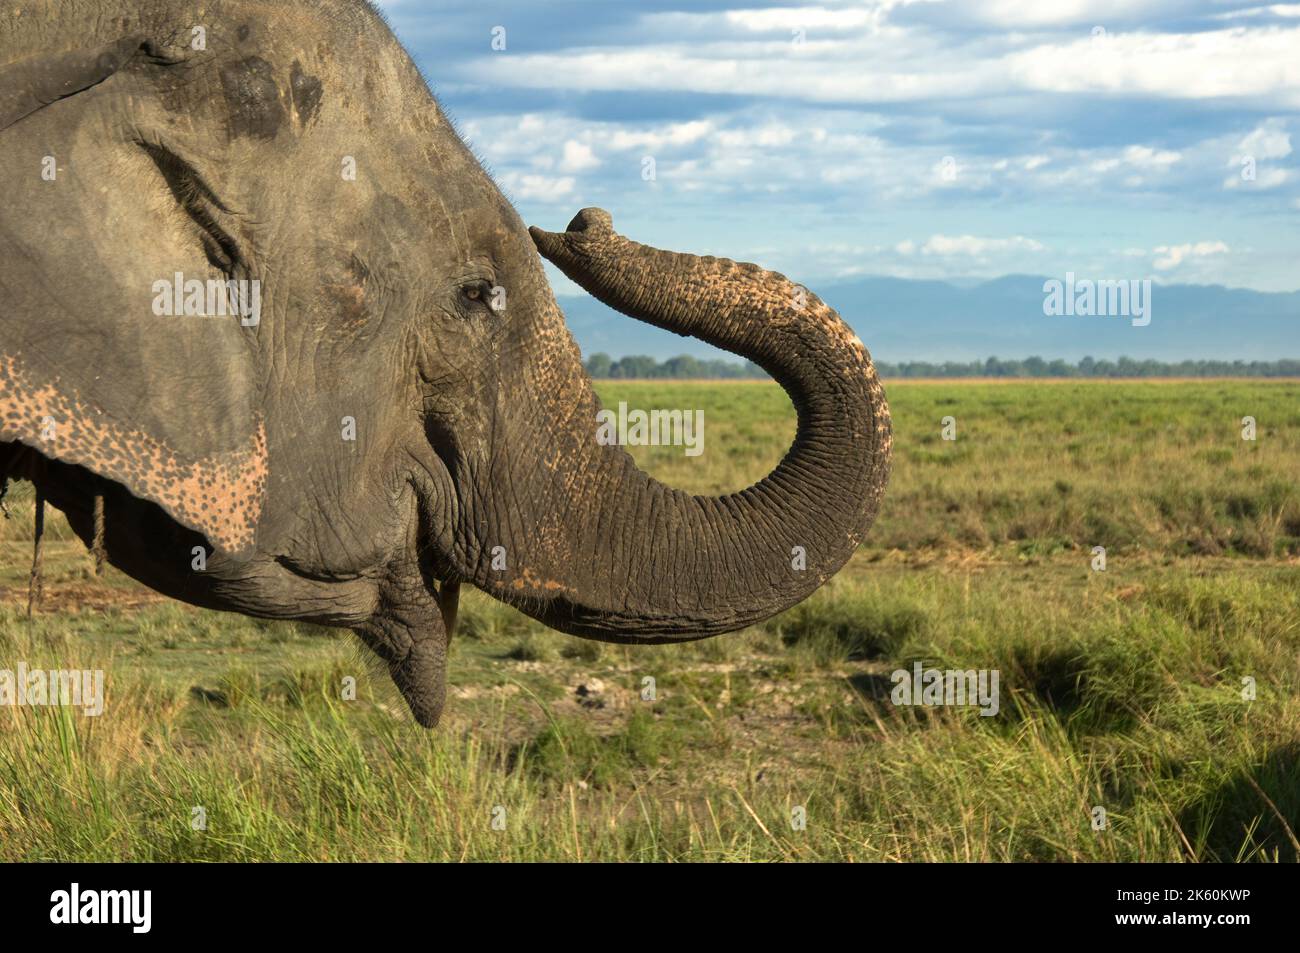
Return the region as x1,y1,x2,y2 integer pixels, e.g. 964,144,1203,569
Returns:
474,208,891,641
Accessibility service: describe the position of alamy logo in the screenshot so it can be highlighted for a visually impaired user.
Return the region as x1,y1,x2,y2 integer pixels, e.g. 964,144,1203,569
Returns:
596,402,704,457
890,661,1000,716
151,272,261,326
0,663,104,716
1042,272,1151,327
50,883,151,933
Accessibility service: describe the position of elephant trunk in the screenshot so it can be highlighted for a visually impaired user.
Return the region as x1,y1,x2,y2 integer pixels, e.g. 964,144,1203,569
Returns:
477,208,891,640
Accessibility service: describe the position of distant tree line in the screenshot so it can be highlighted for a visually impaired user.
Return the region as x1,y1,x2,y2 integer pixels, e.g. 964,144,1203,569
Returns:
879,356,1300,378
584,353,1300,379
584,353,766,379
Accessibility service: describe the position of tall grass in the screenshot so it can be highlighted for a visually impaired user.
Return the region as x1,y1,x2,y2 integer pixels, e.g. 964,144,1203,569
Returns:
0,380,1296,860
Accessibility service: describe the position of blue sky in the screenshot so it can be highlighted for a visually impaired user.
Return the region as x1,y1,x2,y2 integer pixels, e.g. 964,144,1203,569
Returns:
375,0,1300,296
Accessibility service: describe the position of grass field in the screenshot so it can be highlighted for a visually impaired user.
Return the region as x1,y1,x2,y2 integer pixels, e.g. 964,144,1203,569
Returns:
1,379,1297,861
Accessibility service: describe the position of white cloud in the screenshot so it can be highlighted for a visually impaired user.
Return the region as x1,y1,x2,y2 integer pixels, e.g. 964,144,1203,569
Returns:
608,120,714,151
722,6,885,32
1214,4,1300,20
499,172,576,202
715,123,798,148
559,140,600,172
1152,241,1230,270
460,21,1300,108
1237,119,1293,159
1223,121,1292,189
1122,145,1181,169
952,0,1187,28
920,234,1046,256
1006,28,1300,104
462,100,1285,216
1224,166,1291,189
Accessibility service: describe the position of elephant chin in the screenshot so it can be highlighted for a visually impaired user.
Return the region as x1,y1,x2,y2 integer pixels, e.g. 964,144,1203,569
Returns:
467,209,891,645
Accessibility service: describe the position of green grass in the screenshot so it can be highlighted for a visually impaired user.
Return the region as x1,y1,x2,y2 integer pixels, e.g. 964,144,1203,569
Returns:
1,379,1297,861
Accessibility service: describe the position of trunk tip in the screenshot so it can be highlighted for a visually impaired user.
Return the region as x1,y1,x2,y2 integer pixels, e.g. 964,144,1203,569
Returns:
565,207,612,234
529,208,614,262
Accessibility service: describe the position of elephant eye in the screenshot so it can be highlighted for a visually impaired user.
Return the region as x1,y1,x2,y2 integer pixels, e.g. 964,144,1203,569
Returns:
459,280,498,313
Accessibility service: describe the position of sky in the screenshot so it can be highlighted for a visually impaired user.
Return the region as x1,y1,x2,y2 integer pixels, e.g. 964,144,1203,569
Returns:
373,0,1300,297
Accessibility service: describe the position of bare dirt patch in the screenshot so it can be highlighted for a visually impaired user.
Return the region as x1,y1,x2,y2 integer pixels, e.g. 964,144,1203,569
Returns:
0,583,170,613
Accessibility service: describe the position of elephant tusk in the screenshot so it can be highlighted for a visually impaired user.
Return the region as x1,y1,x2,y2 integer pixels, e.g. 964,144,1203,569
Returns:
436,580,460,641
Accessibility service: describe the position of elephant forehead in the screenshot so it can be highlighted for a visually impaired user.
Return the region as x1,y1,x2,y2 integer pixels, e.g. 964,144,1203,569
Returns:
0,354,268,556
440,196,533,265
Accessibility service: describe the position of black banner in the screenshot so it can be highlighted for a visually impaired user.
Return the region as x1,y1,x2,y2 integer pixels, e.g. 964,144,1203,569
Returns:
0,862,1281,939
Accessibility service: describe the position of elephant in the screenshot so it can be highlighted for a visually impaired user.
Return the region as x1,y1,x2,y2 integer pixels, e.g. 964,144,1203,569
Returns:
0,0,891,727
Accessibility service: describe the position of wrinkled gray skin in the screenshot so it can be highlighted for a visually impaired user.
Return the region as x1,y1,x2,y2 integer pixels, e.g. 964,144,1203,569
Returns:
0,0,891,726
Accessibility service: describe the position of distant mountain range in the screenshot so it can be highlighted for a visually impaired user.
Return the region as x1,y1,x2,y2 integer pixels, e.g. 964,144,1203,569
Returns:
556,275,1300,363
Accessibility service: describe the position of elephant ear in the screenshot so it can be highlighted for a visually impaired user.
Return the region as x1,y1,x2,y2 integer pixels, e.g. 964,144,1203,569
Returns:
0,35,268,558
0,35,151,132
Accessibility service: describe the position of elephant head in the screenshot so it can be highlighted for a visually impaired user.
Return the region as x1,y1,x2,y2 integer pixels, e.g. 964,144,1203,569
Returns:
0,0,890,726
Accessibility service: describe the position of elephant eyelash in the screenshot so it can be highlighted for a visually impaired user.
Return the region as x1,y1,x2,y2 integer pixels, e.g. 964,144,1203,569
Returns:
138,141,248,274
